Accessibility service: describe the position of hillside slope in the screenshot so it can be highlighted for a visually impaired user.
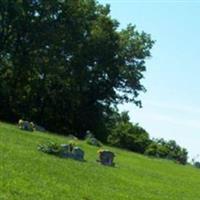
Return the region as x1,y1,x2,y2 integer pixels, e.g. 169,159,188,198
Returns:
0,122,200,200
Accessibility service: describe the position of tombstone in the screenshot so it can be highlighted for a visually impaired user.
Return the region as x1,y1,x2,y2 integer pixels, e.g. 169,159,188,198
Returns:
32,123,46,132
88,137,102,147
85,131,102,147
73,147,84,161
68,134,78,140
60,144,71,158
86,130,92,138
18,119,34,131
60,144,70,153
60,144,69,151
98,150,115,166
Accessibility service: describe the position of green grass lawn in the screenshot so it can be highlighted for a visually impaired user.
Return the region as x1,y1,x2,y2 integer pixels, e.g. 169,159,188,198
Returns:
1,121,200,200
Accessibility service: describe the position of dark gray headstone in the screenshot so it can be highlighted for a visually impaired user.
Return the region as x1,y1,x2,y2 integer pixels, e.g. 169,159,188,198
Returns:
99,150,115,166
73,147,84,161
18,120,34,131
60,144,71,158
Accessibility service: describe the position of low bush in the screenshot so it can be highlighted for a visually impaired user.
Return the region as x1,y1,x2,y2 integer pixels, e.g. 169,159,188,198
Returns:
145,139,188,165
194,162,200,169
107,122,150,154
38,141,61,156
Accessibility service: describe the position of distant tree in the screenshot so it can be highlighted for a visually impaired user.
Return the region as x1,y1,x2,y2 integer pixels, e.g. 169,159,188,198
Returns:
192,155,200,169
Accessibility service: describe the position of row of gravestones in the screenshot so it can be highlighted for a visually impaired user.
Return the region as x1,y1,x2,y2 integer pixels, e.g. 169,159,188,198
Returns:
38,142,115,166
18,119,115,166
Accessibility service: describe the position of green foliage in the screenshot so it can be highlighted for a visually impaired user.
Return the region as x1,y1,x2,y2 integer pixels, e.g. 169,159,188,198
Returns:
192,156,200,169
106,110,188,165
1,122,200,200
194,162,200,169
38,141,61,156
108,121,150,154
38,140,77,158
0,0,154,140
145,139,188,165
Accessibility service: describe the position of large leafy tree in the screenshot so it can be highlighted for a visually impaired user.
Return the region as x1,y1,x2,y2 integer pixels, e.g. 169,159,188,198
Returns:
0,0,154,139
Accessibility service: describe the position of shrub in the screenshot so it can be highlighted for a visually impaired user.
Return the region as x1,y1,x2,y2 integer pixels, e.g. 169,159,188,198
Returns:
145,142,169,158
194,162,200,169
38,141,61,156
107,122,150,154
145,139,188,165
192,156,200,169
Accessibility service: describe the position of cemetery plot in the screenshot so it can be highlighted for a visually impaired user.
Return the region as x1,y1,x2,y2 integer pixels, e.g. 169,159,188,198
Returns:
38,141,85,161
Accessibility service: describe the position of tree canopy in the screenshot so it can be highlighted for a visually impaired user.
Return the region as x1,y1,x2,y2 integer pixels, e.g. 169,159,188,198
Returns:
0,0,154,139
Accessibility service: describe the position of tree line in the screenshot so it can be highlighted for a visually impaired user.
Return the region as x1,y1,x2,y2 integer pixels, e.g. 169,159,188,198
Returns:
106,111,188,165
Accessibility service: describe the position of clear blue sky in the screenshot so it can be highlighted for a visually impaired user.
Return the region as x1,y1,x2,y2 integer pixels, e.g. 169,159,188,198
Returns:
99,0,200,159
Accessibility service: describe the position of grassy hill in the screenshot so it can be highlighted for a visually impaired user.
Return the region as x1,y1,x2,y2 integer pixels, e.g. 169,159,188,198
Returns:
1,122,200,200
